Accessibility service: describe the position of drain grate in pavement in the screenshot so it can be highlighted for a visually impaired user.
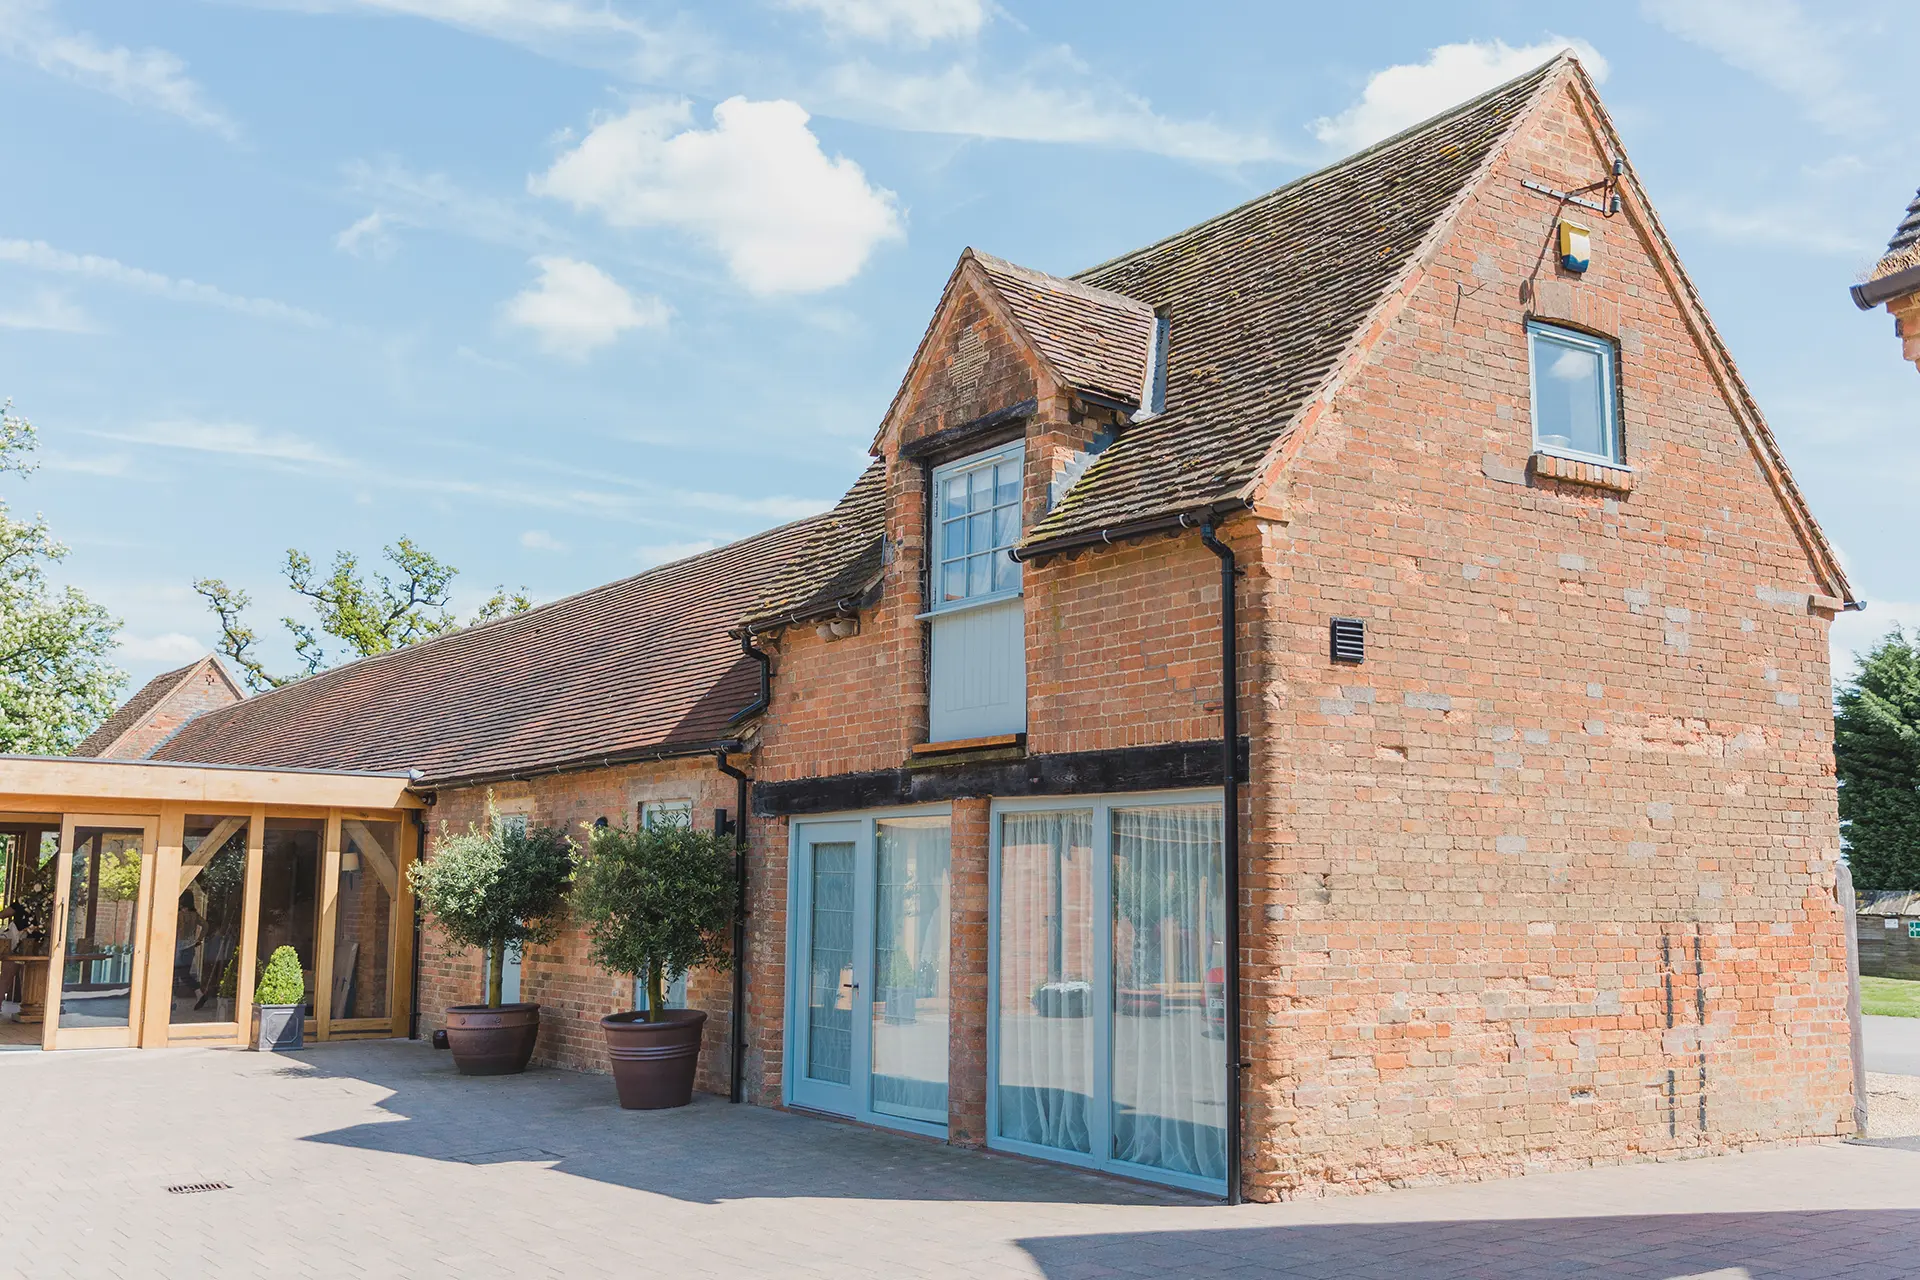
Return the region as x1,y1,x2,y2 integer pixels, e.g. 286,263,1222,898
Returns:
165,1182,231,1195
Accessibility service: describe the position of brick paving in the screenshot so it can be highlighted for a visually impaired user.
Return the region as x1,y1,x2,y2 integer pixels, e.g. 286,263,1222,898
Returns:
7,1039,1919,1279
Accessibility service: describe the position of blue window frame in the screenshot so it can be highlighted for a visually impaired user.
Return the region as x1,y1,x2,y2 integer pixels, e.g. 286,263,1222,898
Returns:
1527,321,1621,466
930,442,1024,613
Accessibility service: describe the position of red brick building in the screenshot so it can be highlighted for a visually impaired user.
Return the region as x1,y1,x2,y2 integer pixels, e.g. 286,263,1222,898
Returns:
72,654,242,760
94,56,1859,1201
1850,185,1920,371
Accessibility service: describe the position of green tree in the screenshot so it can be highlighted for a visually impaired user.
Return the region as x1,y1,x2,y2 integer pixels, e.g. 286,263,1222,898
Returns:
408,801,574,1008
195,539,530,692
1836,628,1920,890
572,820,736,1017
0,399,124,754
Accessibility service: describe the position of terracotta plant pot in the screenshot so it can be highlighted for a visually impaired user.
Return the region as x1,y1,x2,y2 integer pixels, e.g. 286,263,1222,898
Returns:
601,1008,707,1109
444,1003,541,1075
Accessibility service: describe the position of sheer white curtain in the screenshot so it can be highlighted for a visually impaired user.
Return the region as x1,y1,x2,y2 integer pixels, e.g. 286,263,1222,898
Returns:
1110,803,1226,1181
871,817,951,1123
995,810,1095,1154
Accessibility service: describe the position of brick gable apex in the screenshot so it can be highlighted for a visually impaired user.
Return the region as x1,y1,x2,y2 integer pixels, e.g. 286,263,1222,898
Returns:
75,653,243,759
1255,59,1854,606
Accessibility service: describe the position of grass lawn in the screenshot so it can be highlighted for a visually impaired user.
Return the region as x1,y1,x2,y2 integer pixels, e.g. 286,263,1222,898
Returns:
1861,975,1920,1018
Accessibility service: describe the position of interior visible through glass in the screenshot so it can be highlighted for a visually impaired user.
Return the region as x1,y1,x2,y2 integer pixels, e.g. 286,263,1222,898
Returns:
1110,803,1227,1183
805,839,855,1085
171,816,249,1025
253,817,322,1016
995,809,1095,1154
58,827,145,1029
332,819,396,1021
870,816,952,1123
1531,326,1614,461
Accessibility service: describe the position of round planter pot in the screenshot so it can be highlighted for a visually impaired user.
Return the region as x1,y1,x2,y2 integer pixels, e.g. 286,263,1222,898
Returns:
444,1003,541,1076
601,1008,707,1109
255,1003,305,1052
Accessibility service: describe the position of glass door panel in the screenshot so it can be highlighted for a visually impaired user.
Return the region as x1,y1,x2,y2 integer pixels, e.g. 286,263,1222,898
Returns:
254,818,323,1018
1110,803,1227,1184
791,823,862,1115
172,816,249,1027
47,816,157,1049
333,820,397,1022
870,817,951,1124
994,809,1095,1155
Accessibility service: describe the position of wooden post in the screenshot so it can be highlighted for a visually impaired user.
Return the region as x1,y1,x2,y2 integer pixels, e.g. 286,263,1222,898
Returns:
391,811,417,1039
316,809,342,1040
233,806,266,1048
142,804,186,1047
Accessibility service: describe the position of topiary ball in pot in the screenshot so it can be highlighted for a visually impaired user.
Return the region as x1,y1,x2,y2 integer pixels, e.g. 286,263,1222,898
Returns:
253,945,306,1051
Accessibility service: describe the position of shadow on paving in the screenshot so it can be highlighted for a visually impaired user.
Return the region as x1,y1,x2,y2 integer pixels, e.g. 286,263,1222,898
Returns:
1018,1211,1920,1280
281,1038,1198,1208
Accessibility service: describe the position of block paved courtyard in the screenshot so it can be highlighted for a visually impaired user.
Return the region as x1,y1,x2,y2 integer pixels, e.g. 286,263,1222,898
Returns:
7,1038,1920,1279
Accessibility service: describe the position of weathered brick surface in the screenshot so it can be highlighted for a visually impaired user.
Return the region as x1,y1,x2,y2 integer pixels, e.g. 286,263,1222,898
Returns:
1888,291,1920,371
107,661,240,759
415,756,744,1095
1234,81,1851,1198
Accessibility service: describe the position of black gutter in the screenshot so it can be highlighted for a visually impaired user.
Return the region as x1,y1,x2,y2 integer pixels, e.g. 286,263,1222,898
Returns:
1009,498,1248,564
1852,262,1920,310
715,749,752,1104
726,630,772,726
408,738,745,795
1198,517,1246,1207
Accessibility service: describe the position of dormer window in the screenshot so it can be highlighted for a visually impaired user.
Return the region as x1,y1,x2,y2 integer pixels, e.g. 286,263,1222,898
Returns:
933,442,1024,609
925,441,1027,743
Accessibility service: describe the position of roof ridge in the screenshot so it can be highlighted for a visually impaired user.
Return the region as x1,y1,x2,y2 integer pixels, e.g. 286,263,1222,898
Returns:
1072,52,1571,286
969,248,1153,314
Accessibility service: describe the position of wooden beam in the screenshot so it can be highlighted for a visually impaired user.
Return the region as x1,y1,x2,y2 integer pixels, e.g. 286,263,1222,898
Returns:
178,816,245,893
341,819,398,897
0,758,423,810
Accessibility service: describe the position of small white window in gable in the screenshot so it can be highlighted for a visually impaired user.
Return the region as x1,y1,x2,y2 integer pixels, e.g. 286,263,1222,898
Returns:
641,799,693,830
1528,322,1620,465
493,812,529,838
932,442,1024,611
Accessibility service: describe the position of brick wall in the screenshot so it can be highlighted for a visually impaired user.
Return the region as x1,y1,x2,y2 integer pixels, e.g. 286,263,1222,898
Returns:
1235,79,1852,1198
416,756,745,1095
109,663,240,759
1887,291,1920,372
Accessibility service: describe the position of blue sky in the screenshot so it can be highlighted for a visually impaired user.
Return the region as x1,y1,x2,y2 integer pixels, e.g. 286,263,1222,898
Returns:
1,0,1915,698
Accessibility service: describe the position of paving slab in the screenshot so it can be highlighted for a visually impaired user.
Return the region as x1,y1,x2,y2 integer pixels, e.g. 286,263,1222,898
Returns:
5,1039,1919,1278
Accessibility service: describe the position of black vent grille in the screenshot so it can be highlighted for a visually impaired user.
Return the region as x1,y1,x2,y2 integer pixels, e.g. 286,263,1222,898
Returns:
1329,617,1365,664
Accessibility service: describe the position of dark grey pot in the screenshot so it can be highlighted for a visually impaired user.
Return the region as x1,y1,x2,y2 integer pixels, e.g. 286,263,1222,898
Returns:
256,1003,305,1051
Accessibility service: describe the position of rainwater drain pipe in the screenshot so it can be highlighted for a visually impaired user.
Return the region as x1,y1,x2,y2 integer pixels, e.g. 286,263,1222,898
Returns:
717,630,770,1104
1198,517,1246,1206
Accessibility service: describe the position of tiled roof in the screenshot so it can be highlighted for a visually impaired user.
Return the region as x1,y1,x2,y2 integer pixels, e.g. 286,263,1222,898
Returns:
73,660,201,757
970,251,1157,406
1871,187,1920,276
153,516,834,785
742,460,888,630
1021,57,1557,545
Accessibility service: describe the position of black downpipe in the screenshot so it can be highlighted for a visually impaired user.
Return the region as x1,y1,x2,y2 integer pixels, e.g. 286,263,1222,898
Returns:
407,802,430,1040
729,630,771,725
1198,519,1245,1206
715,749,751,1104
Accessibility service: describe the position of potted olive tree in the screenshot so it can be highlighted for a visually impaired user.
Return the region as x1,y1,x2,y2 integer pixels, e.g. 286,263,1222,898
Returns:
254,945,306,1051
408,804,573,1076
573,819,736,1109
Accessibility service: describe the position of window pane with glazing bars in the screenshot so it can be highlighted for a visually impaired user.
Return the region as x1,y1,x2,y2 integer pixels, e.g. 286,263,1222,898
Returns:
938,453,1023,604
806,841,856,1085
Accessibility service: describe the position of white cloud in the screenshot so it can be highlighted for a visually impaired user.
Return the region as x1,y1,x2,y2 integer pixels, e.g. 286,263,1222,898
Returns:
519,528,566,552
818,59,1288,164
118,631,207,664
334,210,399,259
94,419,347,468
342,157,562,252
1313,38,1607,153
1641,0,1878,134
533,97,903,295
39,448,132,476
781,0,987,45
502,255,668,359
260,0,703,79
1670,201,1878,258
0,0,237,138
635,538,718,567
0,237,324,325
0,286,94,332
